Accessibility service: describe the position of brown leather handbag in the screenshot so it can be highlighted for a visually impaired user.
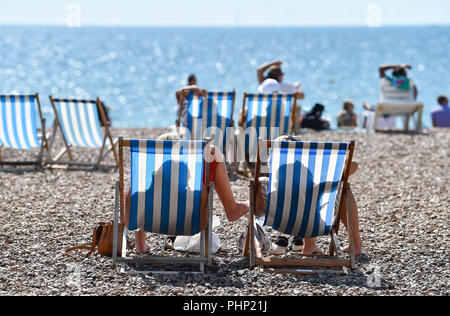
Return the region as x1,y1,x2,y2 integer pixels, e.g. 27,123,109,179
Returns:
66,221,126,258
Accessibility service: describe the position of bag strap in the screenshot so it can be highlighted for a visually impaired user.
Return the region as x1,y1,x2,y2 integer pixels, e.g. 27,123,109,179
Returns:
65,223,105,258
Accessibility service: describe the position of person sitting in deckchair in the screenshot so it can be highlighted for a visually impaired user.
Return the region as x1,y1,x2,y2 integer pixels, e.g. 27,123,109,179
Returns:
175,75,208,128
124,132,249,254
363,64,418,129
257,60,305,99
238,60,305,128
253,135,363,256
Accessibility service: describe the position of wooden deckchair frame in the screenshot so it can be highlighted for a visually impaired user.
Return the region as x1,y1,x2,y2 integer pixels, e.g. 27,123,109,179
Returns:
237,93,299,175
47,96,118,168
244,139,356,275
112,137,214,274
0,93,48,168
374,102,424,132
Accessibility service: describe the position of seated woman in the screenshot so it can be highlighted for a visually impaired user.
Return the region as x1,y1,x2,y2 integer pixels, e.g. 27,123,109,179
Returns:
337,100,358,128
124,132,249,254
254,135,363,256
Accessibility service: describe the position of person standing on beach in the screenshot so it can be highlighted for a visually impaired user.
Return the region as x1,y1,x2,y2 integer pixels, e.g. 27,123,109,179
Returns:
175,74,207,127
431,95,450,128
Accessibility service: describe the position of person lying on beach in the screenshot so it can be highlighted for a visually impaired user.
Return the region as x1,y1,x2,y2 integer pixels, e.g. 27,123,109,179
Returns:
363,64,418,129
175,74,208,127
253,135,363,256
124,132,249,254
337,100,358,128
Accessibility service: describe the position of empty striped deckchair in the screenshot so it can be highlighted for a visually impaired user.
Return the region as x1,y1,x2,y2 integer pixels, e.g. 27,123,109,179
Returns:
0,94,48,167
47,96,118,168
245,138,356,275
177,90,235,158
237,93,298,169
112,138,214,274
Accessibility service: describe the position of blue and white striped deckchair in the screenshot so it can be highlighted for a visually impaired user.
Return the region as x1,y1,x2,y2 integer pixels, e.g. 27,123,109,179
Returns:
0,94,47,166
113,138,214,274
178,90,235,157
48,97,118,167
246,139,356,274
240,93,298,163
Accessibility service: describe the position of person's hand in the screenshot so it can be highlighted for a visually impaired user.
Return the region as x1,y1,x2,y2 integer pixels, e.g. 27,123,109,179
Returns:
272,60,282,67
401,64,412,70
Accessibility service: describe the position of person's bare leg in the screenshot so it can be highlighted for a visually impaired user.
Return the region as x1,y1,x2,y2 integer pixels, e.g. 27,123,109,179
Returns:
125,190,150,254
213,160,249,221
302,238,323,255
340,188,362,256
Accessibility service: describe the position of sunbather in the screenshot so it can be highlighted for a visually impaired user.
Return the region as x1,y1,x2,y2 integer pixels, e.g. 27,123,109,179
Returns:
175,75,208,128
124,132,249,254
257,60,305,99
432,95,450,127
363,64,418,129
254,135,363,256
337,100,358,128
238,60,305,127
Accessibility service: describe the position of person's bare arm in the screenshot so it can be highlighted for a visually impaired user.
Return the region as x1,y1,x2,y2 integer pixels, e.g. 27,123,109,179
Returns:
379,64,412,78
294,82,305,99
257,60,282,84
295,90,305,100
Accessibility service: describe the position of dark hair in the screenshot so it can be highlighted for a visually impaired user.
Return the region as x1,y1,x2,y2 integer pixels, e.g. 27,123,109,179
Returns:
438,95,448,104
188,74,196,85
305,103,325,119
265,67,284,81
392,67,407,77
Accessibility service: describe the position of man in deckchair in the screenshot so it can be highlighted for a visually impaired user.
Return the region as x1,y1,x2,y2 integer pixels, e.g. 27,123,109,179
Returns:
238,60,305,127
175,75,208,128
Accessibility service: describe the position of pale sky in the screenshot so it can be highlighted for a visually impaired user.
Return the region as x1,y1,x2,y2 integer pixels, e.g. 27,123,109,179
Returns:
0,0,449,26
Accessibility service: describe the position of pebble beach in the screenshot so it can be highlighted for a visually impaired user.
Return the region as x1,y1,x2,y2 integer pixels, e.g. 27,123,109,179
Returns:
0,127,449,296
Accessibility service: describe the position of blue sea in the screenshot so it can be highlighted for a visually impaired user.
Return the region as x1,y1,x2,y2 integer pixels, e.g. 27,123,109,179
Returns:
0,25,449,128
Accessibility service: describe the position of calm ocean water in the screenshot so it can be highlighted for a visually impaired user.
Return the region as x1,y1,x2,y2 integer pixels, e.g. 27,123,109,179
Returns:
0,25,449,128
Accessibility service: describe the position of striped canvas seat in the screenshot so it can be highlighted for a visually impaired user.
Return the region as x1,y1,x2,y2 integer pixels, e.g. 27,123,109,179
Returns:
52,99,105,148
0,95,41,149
184,91,234,153
244,93,296,162
128,140,206,236
264,141,350,238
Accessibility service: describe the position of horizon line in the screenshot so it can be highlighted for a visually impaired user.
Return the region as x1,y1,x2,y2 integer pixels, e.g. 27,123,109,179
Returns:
1,22,449,28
